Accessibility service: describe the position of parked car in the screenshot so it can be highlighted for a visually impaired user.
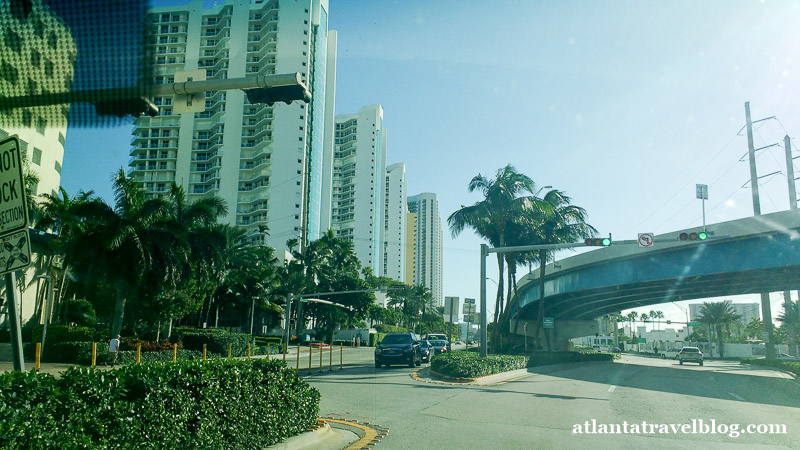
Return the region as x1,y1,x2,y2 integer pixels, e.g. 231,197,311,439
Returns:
429,339,450,356
375,333,422,368
454,340,463,345
660,348,680,359
678,347,704,366
775,353,798,361
418,339,433,363
610,347,621,353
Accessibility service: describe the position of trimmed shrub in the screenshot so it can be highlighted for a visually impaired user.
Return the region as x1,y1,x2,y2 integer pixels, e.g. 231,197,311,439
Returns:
369,332,386,347
0,358,320,448
179,329,256,357
374,324,407,333
431,352,529,379
741,358,800,377
30,324,97,345
64,298,97,327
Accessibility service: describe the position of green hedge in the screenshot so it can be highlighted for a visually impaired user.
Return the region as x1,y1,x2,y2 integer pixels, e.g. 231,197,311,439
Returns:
374,324,407,333
31,325,102,346
431,352,528,379
369,333,386,347
741,358,800,377
0,358,320,448
432,351,616,379
179,330,256,357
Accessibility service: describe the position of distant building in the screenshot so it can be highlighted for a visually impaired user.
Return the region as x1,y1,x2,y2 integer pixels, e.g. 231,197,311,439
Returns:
404,211,416,285
407,193,443,306
329,104,386,273
689,302,759,325
129,0,337,256
381,162,406,281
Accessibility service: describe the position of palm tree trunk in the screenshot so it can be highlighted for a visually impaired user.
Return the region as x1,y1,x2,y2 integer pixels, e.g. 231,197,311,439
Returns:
111,279,128,339
491,252,505,352
155,320,161,342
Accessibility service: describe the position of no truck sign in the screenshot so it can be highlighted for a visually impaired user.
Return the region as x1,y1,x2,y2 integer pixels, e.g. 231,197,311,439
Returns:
0,137,28,235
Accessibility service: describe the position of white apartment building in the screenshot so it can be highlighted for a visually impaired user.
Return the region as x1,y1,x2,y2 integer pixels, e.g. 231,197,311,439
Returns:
128,0,337,256
0,0,75,326
408,193,443,306
328,104,387,272
0,0,75,199
382,162,407,281
689,302,760,325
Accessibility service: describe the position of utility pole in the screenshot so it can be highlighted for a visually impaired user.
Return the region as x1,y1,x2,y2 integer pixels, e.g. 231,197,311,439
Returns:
785,135,797,210
745,101,776,359
784,135,799,358
745,102,761,216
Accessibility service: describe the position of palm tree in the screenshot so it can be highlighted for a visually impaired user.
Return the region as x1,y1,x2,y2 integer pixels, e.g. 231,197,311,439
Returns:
697,301,741,358
65,169,183,338
778,300,800,357
523,190,596,351
448,165,538,348
626,311,638,343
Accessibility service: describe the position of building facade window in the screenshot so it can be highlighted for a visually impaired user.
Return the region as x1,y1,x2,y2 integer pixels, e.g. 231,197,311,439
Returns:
32,148,42,165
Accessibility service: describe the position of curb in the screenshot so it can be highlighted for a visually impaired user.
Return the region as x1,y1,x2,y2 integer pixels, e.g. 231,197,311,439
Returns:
322,416,388,449
411,367,533,386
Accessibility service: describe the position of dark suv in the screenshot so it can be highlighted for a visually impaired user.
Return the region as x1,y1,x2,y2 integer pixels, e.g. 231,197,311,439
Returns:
375,333,422,368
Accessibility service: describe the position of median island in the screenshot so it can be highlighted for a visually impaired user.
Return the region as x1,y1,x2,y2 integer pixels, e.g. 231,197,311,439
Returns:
431,351,615,380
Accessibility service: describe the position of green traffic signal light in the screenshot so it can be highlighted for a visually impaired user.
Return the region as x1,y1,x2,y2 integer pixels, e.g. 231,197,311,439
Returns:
585,238,612,247
698,231,708,240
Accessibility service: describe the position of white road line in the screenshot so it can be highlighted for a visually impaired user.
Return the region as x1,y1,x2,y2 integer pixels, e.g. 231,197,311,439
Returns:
608,385,617,392
729,392,745,401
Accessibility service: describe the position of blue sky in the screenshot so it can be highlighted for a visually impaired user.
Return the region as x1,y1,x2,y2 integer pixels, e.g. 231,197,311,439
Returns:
60,0,800,327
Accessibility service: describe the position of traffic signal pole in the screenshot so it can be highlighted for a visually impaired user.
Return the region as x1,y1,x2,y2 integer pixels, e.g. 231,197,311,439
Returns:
0,73,310,112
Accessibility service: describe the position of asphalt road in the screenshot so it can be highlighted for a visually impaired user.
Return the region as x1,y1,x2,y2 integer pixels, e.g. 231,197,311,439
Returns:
304,352,800,449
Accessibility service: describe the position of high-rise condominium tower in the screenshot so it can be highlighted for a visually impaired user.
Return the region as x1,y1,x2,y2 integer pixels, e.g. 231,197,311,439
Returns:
129,0,336,256
328,104,386,273
382,162,407,281
407,193,444,306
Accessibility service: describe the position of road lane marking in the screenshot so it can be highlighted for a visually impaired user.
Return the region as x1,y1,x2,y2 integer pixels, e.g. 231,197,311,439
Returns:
729,392,745,401
608,385,616,392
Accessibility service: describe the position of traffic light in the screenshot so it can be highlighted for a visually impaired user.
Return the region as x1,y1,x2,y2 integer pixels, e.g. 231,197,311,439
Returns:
678,231,708,241
585,237,612,247
94,97,158,118
245,85,312,105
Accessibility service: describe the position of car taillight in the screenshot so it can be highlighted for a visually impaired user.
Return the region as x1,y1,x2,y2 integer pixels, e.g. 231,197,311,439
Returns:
698,352,702,355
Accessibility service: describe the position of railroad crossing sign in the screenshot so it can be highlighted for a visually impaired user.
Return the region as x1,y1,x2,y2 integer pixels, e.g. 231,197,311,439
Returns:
0,137,28,235
0,230,30,276
0,137,30,276
637,233,654,248
543,317,554,328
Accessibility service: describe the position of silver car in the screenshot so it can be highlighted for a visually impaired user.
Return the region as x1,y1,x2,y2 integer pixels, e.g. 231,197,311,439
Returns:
678,347,704,366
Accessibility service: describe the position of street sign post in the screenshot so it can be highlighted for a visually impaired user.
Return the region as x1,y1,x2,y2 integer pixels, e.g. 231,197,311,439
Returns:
0,136,29,372
637,233,654,248
688,322,701,327
543,317,554,329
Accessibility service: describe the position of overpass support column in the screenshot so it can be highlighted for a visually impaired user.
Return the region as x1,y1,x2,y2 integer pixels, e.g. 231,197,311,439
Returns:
761,293,776,359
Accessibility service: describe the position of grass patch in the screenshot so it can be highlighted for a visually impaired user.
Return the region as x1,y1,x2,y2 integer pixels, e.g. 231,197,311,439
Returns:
740,358,800,377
